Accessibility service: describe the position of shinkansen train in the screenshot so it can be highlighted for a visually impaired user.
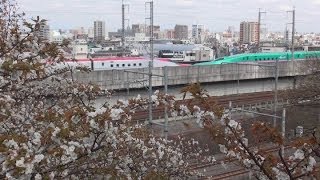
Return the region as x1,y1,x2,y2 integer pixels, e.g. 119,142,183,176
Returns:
64,57,189,71
195,51,320,66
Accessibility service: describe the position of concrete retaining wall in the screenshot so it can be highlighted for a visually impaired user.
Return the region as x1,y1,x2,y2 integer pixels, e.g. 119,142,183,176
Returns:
74,60,307,90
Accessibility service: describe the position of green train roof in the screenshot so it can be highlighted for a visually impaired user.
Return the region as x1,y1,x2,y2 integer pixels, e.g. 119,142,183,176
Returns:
195,51,320,65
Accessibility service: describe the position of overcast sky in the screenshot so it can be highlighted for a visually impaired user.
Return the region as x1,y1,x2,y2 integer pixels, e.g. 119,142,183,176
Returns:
17,0,320,32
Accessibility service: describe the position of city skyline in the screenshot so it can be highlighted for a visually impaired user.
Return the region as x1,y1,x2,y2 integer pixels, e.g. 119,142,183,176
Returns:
17,0,320,33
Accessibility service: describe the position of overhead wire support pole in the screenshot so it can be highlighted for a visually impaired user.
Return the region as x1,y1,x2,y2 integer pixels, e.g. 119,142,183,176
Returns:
145,0,154,125
232,62,278,127
121,0,129,56
287,7,296,73
258,8,266,51
274,57,279,127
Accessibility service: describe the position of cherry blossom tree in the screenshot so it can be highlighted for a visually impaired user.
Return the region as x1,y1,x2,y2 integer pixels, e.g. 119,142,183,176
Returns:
0,1,209,179
173,83,320,179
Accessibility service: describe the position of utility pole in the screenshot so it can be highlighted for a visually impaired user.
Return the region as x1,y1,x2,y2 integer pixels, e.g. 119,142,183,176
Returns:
146,0,154,125
122,0,129,56
274,57,279,127
287,7,296,75
291,7,295,62
258,8,266,51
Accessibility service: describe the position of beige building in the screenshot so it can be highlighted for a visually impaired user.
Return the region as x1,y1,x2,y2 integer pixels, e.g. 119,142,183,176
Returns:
240,22,259,44
94,21,106,43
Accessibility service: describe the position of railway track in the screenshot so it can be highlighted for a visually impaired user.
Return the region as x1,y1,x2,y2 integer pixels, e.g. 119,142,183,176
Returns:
132,91,278,121
191,145,291,179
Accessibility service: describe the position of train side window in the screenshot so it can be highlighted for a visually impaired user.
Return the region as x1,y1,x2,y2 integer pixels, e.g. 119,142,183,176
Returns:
111,64,114,67
247,57,249,60
139,63,142,66
133,63,136,66
128,64,131,67
122,64,125,67
255,58,257,61
264,58,266,60
259,58,261,60
271,58,274,60
116,64,119,67
102,62,104,66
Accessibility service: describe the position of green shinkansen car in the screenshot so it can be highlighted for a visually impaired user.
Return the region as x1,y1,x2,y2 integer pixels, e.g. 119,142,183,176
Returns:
195,51,320,65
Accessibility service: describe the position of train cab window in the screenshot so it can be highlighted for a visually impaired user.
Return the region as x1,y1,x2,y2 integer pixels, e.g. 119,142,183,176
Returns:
122,64,125,67
111,64,114,68
139,63,142,66
102,62,104,66
133,63,136,66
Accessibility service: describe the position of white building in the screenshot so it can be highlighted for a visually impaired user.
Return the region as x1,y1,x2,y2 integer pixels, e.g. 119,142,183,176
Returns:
72,39,88,59
192,24,205,44
37,22,50,41
94,21,106,42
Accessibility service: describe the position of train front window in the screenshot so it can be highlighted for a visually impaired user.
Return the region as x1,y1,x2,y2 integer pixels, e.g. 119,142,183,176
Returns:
215,57,224,61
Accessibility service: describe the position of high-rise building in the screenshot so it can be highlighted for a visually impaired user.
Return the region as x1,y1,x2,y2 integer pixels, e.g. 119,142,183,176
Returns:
165,29,175,39
174,25,188,40
147,25,160,39
192,24,204,43
94,21,106,43
240,22,259,44
35,19,50,41
132,24,146,34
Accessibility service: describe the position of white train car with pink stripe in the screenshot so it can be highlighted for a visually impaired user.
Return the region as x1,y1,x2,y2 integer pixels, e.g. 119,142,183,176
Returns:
64,57,189,71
